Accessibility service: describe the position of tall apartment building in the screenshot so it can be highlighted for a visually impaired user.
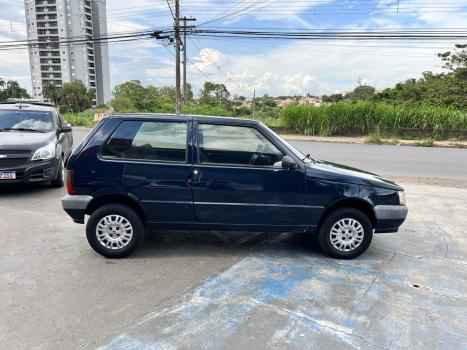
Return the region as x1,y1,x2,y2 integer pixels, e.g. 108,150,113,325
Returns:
25,0,111,105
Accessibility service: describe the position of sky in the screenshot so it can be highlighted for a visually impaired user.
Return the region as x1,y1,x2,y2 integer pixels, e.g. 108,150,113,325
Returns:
0,0,466,99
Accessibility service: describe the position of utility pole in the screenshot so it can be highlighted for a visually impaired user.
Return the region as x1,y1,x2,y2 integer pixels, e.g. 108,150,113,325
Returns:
181,17,196,104
252,89,256,118
174,0,181,114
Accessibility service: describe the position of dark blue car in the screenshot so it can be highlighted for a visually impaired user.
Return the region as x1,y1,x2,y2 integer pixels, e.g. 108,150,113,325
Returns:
62,114,408,259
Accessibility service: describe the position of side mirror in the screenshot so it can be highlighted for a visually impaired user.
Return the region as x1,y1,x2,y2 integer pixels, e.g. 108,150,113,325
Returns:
281,155,297,170
60,125,72,133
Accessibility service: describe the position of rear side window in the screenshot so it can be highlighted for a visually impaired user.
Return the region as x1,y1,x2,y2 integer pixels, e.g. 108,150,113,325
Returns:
198,124,283,166
100,120,188,163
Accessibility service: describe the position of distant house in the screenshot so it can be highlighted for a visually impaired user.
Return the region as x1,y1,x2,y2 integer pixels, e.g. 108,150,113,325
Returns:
275,98,295,107
298,96,323,106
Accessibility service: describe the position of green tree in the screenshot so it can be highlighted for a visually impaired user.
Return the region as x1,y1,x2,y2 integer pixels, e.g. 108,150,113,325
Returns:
256,94,277,108
43,83,61,106
346,85,375,101
374,44,466,109
157,86,176,103
199,81,230,105
322,93,344,103
111,95,135,112
112,80,195,112
113,80,148,108
0,79,30,101
184,82,194,102
59,80,94,112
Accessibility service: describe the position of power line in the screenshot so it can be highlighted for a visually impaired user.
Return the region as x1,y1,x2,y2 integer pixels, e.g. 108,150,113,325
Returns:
163,43,212,81
188,35,242,89
190,28,467,41
165,0,176,21
0,30,157,51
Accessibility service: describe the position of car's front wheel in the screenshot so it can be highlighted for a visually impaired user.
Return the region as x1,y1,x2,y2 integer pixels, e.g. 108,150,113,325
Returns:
318,208,373,259
50,157,65,187
86,204,145,258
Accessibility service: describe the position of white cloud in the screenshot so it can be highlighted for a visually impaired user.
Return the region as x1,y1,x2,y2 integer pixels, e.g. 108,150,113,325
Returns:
184,38,444,96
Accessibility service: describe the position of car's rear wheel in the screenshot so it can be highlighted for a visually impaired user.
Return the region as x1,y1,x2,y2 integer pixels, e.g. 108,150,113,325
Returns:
50,157,65,187
318,208,373,259
86,204,144,258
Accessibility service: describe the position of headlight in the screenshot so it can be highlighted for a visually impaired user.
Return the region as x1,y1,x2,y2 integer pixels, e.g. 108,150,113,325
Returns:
31,141,56,161
398,191,406,205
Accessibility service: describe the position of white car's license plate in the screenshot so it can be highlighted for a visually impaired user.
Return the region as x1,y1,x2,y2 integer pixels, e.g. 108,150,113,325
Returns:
0,171,16,180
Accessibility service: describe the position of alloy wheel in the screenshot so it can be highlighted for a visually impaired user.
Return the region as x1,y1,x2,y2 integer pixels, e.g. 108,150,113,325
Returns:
329,218,364,252
96,214,133,250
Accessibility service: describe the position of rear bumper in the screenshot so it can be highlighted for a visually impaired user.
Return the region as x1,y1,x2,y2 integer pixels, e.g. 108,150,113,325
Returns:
61,194,93,223
374,205,408,233
0,158,59,184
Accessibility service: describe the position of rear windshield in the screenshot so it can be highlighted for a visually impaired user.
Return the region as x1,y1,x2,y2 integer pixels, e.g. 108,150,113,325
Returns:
0,110,54,132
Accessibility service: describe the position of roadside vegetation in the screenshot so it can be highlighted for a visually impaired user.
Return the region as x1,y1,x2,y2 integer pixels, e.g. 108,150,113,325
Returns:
282,102,466,139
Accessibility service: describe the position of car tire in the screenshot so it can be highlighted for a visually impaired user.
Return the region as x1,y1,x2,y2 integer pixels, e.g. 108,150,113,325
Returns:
318,208,373,259
86,204,145,258
50,157,65,187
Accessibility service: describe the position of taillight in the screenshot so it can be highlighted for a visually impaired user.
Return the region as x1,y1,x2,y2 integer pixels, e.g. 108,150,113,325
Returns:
65,170,74,195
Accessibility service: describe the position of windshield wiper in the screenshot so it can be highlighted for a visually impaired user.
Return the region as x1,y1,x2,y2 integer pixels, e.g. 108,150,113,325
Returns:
0,127,45,133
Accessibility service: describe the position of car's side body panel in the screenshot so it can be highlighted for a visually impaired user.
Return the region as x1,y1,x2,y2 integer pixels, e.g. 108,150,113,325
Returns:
122,162,195,222
191,164,319,226
189,119,321,227
63,114,407,235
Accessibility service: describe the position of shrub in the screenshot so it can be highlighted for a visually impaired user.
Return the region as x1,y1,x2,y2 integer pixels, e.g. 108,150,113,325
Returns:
62,110,95,127
281,102,467,139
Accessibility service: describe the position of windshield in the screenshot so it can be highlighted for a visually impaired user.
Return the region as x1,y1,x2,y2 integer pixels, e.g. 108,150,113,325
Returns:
0,110,54,132
263,125,312,163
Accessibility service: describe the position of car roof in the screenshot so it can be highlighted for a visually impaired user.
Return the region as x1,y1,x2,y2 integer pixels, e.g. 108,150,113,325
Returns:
0,101,57,112
111,113,261,126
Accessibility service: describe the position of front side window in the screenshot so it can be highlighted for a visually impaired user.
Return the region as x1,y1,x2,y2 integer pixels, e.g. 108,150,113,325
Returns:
101,120,188,163
198,124,283,166
0,110,54,132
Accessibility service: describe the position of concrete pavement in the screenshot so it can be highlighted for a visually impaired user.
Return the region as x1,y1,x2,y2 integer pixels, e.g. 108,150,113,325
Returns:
99,184,467,350
1,129,466,349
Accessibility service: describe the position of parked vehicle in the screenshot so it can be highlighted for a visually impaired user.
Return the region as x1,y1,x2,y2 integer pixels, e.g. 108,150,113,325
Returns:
0,101,73,186
62,114,407,259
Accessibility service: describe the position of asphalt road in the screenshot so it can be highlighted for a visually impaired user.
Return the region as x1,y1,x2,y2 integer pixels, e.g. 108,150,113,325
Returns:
1,129,466,349
289,140,467,182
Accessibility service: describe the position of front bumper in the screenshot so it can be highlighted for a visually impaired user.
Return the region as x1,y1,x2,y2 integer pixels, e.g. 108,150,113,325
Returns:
374,205,408,233
62,194,93,223
0,158,60,184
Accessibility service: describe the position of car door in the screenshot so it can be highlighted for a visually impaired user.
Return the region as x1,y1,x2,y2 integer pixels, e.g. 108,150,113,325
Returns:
191,122,314,227
99,118,195,223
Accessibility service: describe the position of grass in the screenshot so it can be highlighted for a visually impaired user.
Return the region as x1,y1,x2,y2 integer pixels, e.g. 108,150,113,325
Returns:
414,138,435,147
281,102,467,140
364,132,383,144
62,110,96,128
448,142,465,148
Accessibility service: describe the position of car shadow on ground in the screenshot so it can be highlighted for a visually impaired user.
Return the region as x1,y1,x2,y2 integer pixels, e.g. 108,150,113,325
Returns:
128,229,326,260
